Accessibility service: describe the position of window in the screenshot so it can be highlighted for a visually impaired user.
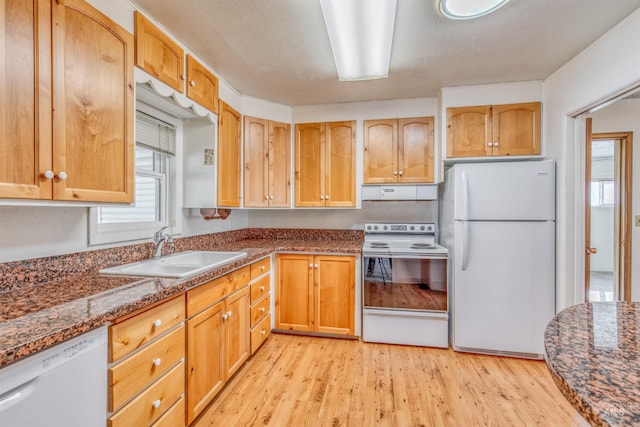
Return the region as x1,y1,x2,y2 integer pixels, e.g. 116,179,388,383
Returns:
89,108,180,245
590,179,615,207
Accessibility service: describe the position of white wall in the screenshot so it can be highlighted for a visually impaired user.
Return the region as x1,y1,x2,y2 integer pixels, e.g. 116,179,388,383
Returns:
544,9,640,309
590,98,640,295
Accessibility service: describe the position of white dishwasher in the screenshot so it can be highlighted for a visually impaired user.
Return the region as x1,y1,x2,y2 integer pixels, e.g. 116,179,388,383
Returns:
0,326,107,427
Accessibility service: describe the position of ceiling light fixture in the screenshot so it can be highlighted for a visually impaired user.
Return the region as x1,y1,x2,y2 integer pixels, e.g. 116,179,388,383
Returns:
436,0,510,20
320,0,397,81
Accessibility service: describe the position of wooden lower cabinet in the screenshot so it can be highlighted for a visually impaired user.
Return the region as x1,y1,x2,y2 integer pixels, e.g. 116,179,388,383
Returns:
186,281,250,424
107,296,186,427
275,254,355,336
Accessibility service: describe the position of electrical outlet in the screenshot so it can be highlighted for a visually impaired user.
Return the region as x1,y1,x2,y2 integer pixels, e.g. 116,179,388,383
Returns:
636,215,640,227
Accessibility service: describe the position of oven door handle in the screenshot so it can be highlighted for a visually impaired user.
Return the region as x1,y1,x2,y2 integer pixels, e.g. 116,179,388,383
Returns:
461,220,470,271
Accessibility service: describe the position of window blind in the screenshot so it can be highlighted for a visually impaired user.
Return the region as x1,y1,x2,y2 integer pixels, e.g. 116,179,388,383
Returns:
136,111,176,156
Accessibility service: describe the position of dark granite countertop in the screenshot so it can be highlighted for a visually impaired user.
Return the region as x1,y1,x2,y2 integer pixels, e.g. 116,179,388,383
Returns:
544,302,640,426
0,231,362,368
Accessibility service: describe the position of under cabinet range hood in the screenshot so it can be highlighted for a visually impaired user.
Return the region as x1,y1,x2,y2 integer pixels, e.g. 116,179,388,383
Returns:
361,184,438,201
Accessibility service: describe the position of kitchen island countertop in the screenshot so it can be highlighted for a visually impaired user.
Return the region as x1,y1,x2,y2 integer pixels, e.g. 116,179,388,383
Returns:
544,301,640,426
0,232,362,368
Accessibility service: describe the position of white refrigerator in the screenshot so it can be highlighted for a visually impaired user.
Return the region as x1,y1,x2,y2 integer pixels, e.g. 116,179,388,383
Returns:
440,160,555,359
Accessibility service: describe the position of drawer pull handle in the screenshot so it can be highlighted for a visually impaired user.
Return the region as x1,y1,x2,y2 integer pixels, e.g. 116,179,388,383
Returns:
261,265,265,271
152,399,161,409
153,358,162,367
261,330,266,336
153,319,162,328
260,286,265,292
260,307,266,313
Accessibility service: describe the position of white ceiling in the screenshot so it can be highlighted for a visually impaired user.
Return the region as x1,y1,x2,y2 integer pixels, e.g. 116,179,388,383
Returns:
130,0,640,106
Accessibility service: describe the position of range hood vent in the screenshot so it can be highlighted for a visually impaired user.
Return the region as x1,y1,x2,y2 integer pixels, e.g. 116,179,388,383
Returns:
361,184,438,201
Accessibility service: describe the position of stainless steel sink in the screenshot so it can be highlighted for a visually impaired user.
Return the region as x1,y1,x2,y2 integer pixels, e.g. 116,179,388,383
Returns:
99,251,248,278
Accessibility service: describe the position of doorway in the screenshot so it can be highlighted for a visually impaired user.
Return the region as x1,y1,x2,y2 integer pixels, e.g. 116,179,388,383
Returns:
585,118,632,302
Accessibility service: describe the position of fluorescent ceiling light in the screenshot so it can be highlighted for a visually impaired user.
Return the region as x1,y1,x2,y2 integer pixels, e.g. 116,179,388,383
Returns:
437,0,510,20
320,0,397,81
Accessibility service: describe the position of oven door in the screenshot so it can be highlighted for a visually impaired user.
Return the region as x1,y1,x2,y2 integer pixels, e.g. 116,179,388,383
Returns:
363,253,448,312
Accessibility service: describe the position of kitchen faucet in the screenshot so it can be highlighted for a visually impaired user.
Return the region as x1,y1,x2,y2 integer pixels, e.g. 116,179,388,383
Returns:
152,226,174,258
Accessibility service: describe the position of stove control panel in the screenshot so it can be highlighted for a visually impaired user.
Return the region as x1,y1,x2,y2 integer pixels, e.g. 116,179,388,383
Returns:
364,223,435,234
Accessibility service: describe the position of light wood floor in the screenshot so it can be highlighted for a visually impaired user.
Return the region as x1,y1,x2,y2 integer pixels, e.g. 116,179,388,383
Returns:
194,333,589,427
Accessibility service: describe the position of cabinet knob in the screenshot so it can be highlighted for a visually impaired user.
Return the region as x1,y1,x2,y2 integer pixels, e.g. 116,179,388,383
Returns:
153,358,162,367
153,319,162,328
269,196,274,200
487,142,493,147
180,74,185,80
264,196,269,201
320,196,325,200
261,330,266,336
260,307,266,313
314,264,319,268
227,310,232,318
493,142,499,147
222,313,229,320
309,263,314,268
398,171,403,176
43,170,55,179
190,80,196,86
152,399,161,409
393,170,398,175
260,265,265,271
260,286,265,292
325,195,329,200
57,171,68,180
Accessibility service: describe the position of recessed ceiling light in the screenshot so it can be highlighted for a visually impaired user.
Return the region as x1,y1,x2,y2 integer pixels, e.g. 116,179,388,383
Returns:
436,0,510,20
320,0,397,81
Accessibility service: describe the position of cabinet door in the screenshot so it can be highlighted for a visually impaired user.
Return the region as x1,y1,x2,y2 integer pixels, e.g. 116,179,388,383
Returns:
186,55,218,113
52,0,134,202
186,300,225,425
0,0,51,199
399,117,434,183
315,255,355,336
224,287,250,380
446,106,492,158
217,100,241,207
363,119,397,184
244,116,268,207
492,102,541,156
269,120,291,207
276,254,313,331
295,123,325,207
325,121,356,207
134,11,184,93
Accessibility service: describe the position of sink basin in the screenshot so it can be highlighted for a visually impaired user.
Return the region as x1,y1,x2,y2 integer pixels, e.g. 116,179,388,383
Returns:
99,251,248,278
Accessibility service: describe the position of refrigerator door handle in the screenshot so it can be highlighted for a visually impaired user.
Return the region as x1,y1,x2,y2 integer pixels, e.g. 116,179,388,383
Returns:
461,171,469,220
461,220,470,271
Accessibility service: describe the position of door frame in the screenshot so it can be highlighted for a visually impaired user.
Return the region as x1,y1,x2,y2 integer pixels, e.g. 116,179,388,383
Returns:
585,118,633,301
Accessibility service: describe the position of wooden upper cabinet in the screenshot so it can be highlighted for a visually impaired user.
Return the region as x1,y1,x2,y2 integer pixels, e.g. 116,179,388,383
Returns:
53,0,134,202
295,123,325,207
0,0,52,199
446,106,492,158
363,120,397,184
186,55,218,113
325,121,356,207
269,120,291,208
399,117,434,183
295,121,355,207
446,102,541,158
244,116,269,207
0,0,133,202
217,100,242,207
364,117,434,184
245,116,291,208
134,11,184,92
492,102,541,156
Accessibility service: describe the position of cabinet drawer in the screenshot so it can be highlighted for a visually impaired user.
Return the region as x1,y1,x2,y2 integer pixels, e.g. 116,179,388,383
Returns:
151,395,185,427
109,325,185,411
250,274,270,304
250,313,271,355
250,257,270,279
110,296,185,362
108,361,184,427
250,295,270,327
187,266,250,316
